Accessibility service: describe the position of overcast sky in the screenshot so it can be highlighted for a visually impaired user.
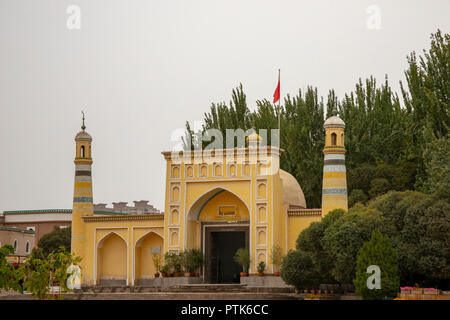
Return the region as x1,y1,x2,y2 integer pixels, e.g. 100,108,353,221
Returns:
0,0,449,213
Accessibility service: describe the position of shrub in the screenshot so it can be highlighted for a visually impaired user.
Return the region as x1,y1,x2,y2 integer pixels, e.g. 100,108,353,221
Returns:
152,253,162,274
280,250,319,290
257,261,266,274
349,189,368,207
354,230,400,300
181,249,196,273
369,178,391,198
233,248,250,273
191,249,204,273
38,226,71,256
270,245,283,273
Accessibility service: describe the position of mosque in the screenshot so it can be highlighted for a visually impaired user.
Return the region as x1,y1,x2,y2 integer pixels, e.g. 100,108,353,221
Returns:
71,113,348,286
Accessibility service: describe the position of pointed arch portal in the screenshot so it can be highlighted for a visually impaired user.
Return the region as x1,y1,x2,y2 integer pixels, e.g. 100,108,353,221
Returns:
96,232,127,286
186,187,250,283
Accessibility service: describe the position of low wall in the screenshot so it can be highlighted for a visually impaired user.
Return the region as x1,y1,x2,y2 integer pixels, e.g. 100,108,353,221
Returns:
398,289,450,300
137,277,203,287
240,275,293,288
99,279,127,287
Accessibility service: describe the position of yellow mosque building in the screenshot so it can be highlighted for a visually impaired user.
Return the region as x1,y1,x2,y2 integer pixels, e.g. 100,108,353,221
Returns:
71,113,348,286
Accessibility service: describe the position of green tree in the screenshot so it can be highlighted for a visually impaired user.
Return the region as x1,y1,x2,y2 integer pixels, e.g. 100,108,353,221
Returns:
368,190,449,287
354,230,400,300
322,207,387,284
280,250,319,290
20,246,81,300
421,136,450,201
368,178,391,198
38,226,71,256
0,244,23,293
348,189,369,207
295,209,345,284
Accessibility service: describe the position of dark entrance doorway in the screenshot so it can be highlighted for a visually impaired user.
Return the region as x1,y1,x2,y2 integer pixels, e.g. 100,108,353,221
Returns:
203,224,249,284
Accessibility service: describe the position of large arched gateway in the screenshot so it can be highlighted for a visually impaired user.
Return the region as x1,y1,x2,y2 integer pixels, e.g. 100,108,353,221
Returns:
186,187,250,283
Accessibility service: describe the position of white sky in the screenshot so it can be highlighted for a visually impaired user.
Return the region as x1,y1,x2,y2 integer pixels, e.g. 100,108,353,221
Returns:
0,0,449,212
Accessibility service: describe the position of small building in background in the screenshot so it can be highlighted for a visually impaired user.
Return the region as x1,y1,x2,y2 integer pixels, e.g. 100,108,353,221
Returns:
0,225,35,257
0,201,161,251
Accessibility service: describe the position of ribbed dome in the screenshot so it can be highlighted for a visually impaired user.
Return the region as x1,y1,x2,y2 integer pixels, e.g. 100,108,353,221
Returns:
280,169,306,208
75,131,92,141
324,115,345,128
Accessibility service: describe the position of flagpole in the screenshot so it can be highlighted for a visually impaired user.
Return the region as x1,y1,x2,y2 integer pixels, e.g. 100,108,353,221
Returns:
278,69,281,131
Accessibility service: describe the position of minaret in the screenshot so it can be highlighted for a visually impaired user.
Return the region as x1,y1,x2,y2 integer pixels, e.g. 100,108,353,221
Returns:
71,112,93,271
321,109,348,216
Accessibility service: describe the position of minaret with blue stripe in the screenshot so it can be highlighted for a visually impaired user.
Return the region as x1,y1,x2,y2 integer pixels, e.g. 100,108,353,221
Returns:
71,112,93,270
321,110,348,216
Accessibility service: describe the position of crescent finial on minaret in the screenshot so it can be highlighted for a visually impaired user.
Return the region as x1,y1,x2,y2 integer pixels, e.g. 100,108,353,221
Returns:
81,111,86,131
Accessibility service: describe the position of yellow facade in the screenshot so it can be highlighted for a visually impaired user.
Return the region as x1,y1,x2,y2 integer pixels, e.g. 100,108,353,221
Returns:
71,116,348,285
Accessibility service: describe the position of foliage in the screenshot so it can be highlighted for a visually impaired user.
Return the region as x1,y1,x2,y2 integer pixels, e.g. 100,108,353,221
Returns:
0,244,23,293
295,209,345,285
354,230,400,300
190,249,205,273
17,246,82,300
270,245,283,272
160,264,169,275
181,249,196,273
280,250,320,290
322,207,387,284
164,252,177,273
421,136,450,201
257,261,266,274
368,178,391,198
369,191,449,287
348,189,369,207
38,226,71,256
29,248,45,261
233,248,250,273
152,253,162,273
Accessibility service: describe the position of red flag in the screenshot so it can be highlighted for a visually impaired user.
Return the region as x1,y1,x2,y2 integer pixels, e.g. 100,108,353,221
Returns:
273,72,280,104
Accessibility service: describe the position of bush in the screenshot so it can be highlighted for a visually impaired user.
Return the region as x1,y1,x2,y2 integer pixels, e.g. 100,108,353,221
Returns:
322,207,385,284
349,189,369,206
233,248,250,273
280,250,319,290
369,178,391,198
295,209,344,284
38,226,71,256
191,249,204,273
257,261,266,274
152,253,162,274
354,230,400,300
270,245,283,273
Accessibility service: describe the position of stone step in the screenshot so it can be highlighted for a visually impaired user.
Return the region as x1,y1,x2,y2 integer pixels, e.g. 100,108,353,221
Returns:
168,284,247,293
66,292,301,300
80,284,295,294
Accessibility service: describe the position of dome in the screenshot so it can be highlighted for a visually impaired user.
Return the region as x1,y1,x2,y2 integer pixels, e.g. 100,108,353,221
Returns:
246,132,262,142
75,131,92,141
280,169,306,208
324,115,345,128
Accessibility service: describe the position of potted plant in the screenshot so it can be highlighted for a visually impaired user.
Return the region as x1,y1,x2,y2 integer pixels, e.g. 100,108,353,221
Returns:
160,264,169,277
173,252,182,277
234,248,250,277
152,253,162,278
191,249,204,277
182,249,195,277
270,245,283,276
257,261,266,276
164,251,176,277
